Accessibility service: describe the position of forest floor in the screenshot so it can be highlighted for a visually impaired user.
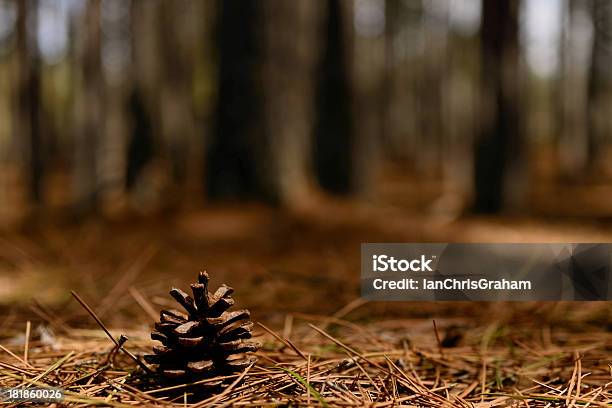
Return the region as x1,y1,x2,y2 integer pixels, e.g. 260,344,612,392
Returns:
0,302,610,407
0,169,611,405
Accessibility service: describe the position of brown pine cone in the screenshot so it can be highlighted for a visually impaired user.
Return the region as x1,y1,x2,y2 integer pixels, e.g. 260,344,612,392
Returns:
144,271,260,379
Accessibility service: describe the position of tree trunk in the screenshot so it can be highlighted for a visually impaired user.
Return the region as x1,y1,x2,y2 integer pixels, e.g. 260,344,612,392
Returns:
126,0,159,207
557,0,590,179
206,1,321,205
126,88,153,190
418,1,449,177
586,0,612,174
260,0,320,207
313,0,354,195
159,1,194,188
473,0,521,213
17,0,43,206
73,0,103,214
206,0,273,202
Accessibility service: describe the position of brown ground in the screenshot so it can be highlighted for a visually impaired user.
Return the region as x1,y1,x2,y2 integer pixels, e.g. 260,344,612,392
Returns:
0,167,611,406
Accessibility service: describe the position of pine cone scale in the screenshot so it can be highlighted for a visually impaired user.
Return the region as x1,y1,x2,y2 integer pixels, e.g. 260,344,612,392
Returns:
208,298,235,317
224,356,257,370
206,309,250,326
187,360,214,373
174,321,200,335
169,288,198,316
178,336,204,346
162,309,187,320
218,322,253,340
163,370,186,378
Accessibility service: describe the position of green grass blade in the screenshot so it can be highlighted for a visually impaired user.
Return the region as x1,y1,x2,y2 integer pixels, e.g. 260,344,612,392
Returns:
279,367,328,407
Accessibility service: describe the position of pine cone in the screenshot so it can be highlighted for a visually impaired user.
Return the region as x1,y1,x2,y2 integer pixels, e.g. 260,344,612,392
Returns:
144,271,260,379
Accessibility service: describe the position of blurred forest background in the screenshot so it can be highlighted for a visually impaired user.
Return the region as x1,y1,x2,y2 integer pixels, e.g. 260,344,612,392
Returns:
4,0,612,220
1,0,612,322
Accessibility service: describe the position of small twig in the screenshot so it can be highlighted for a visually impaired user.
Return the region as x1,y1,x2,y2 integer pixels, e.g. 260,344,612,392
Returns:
128,286,158,321
0,360,35,376
308,323,449,405
257,322,308,361
105,334,128,367
307,354,312,405
143,374,240,395
96,245,158,318
70,290,153,374
282,314,293,339
480,358,487,402
21,351,74,387
303,298,367,342
193,362,254,407
24,320,31,363
432,320,444,358
0,344,34,369
62,364,110,387
30,298,71,334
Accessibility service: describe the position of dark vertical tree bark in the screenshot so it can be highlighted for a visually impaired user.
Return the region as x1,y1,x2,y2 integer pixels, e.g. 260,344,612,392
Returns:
206,0,273,202
554,0,568,177
556,0,591,179
125,1,153,192
73,0,103,214
381,0,408,159
381,0,397,150
586,0,612,171
473,0,521,213
126,88,153,190
17,0,43,205
159,1,192,187
313,0,354,194
260,0,320,207
126,0,159,199
419,3,448,177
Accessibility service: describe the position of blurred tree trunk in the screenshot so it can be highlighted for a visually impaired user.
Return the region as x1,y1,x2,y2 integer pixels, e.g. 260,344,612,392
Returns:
73,0,103,214
419,1,449,177
260,0,320,207
381,0,398,151
313,0,354,194
586,0,612,174
16,0,43,206
159,2,194,190
126,88,153,190
557,0,590,179
207,0,320,205
555,0,569,177
127,0,160,212
206,0,274,202
473,0,521,213
352,0,385,196
97,1,131,216
379,2,423,162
